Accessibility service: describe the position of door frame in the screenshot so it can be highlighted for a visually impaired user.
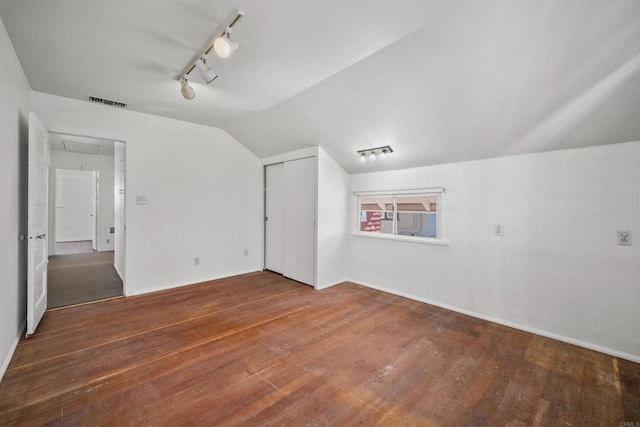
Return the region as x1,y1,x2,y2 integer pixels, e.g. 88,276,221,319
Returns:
47,131,127,296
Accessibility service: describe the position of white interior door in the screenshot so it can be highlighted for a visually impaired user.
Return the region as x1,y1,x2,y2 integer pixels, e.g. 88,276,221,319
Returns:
283,157,316,286
265,163,284,273
27,112,49,335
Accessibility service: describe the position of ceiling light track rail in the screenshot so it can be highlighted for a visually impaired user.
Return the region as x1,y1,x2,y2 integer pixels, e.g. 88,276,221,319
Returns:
357,145,394,161
175,9,243,82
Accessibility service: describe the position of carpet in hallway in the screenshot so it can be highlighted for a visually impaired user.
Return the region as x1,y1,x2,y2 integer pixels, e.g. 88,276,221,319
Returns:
48,251,123,309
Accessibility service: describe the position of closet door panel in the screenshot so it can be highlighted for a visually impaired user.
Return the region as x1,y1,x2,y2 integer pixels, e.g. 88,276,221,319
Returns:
265,163,284,273
283,157,316,286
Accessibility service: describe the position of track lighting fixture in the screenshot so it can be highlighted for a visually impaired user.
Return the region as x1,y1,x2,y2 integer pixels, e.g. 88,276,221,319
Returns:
179,77,195,100
357,146,394,162
214,27,239,58
174,9,243,100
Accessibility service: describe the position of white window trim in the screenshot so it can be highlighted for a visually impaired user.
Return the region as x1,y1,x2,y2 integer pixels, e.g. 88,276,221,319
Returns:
354,187,446,245
351,186,445,196
350,231,449,245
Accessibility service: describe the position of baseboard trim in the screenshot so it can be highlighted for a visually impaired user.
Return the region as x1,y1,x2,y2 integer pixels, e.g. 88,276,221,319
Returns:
315,280,345,291
131,269,261,297
0,317,26,382
349,279,640,364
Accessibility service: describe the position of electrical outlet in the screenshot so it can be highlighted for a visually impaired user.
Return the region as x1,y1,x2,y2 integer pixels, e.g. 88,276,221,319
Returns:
618,230,632,246
136,195,148,205
194,257,200,266
244,249,248,256
493,224,504,236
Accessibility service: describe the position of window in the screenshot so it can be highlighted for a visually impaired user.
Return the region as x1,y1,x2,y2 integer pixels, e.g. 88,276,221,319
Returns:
359,196,393,234
358,192,441,240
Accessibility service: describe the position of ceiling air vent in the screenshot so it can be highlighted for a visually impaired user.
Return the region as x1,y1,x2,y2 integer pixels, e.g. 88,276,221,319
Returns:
87,95,127,108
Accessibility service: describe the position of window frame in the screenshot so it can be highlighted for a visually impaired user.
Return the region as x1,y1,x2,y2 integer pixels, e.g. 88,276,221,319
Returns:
353,188,446,245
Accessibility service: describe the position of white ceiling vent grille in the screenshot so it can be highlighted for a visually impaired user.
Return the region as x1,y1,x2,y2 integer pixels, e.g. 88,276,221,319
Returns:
87,95,127,108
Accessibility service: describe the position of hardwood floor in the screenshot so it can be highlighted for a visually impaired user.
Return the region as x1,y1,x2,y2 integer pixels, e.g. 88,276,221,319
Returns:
0,271,638,425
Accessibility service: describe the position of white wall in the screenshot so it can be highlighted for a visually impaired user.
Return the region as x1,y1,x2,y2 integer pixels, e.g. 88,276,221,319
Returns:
316,148,349,289
348,142,640,362
0,17,30,381
31,91,263,296
49,150,115,252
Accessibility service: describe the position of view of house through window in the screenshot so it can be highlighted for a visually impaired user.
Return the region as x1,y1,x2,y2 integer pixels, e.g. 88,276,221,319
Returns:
359,193,439,239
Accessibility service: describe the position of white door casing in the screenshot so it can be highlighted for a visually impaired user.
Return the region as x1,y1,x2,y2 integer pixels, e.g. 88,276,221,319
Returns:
114,141,126,283
92,172,98,251
264,163,284,274
27,112,49,335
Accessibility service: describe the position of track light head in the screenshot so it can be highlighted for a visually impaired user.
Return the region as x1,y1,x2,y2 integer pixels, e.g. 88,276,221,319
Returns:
195,58,218,84
179,77,195,100
214,28,238,58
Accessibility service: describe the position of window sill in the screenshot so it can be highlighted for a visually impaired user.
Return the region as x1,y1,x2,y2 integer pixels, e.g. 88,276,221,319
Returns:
350,232,450,246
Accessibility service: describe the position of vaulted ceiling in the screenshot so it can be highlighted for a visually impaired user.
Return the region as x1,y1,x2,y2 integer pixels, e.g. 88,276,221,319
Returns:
2,0,639,173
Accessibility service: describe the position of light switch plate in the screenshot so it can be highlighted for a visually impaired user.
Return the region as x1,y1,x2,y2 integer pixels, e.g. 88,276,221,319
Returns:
136,195,148,205
494,224,504,236
618,230,632,246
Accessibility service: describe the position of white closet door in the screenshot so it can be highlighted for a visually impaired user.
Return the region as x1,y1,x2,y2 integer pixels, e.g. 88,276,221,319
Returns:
265,163,284,273
283,157,316,286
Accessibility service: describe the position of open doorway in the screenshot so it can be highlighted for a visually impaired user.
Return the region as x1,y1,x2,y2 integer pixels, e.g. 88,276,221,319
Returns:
54,169,98,254
47,132,125,308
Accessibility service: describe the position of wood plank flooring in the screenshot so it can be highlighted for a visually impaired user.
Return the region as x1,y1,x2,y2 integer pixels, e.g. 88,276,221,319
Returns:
0,271,638,425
